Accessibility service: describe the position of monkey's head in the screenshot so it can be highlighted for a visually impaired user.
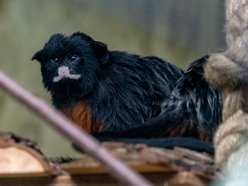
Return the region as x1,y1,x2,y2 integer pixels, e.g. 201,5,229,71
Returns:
32,32,109,99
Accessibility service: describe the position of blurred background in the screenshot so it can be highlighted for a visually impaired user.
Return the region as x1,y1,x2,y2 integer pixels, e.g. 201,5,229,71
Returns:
0,0,225,157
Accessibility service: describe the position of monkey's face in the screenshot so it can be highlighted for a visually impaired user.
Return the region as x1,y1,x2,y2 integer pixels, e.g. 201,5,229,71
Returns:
32,32,109,98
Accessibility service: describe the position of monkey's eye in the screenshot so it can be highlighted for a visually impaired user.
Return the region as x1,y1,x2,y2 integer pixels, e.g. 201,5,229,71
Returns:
69,55,78,62
50,57,59,64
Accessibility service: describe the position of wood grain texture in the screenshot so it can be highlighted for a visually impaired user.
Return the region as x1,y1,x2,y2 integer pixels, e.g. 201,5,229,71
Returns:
0,136,219,185
0,132,62,175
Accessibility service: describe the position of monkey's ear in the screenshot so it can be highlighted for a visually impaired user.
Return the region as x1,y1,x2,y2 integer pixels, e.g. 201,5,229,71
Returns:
92,41,110,65
32,50,43,62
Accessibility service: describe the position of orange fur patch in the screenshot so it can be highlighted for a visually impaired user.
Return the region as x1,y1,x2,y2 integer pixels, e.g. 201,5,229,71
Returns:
197,128,211,142
62,102,105,133
162,121,211,143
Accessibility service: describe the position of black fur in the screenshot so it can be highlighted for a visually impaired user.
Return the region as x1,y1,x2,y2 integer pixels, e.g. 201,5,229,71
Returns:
93,56,222,142
32,32,184,131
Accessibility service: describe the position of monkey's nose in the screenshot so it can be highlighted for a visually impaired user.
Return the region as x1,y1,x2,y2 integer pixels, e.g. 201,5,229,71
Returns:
58,66,70,76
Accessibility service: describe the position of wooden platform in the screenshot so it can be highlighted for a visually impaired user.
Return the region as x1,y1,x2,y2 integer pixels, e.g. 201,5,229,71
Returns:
0,135,220,186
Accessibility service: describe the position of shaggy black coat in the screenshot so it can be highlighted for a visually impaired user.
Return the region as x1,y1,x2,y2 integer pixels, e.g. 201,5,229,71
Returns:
93,56,222,142
32,32,184,132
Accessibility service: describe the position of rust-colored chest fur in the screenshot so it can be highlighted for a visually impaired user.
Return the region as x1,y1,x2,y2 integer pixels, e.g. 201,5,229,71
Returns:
62,102,105,132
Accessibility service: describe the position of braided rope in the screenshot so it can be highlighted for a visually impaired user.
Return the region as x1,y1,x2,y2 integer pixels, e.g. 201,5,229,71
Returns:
204,0,248,169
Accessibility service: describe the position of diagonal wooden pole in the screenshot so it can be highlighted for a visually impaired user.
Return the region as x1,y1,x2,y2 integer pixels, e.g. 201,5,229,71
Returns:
0,71,152,186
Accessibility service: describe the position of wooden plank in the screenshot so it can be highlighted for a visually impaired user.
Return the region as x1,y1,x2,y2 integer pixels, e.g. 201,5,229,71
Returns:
62,163,176,175
0,139,218,185
0,157,215,186
0,172,203,186
0,163,174,177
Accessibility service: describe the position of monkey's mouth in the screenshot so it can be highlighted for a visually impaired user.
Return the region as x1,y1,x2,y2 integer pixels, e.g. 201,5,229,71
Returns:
53,66,81,83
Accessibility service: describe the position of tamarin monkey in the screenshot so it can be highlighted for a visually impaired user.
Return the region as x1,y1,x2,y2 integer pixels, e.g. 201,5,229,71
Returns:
32,32,183,132
32,32,221,151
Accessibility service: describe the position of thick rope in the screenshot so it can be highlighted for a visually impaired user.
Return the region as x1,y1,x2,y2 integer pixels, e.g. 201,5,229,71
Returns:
204,0,248,169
